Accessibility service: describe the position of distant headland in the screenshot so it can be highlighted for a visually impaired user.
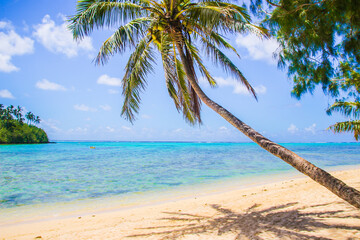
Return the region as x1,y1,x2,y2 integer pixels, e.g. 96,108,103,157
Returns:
0,104,49,144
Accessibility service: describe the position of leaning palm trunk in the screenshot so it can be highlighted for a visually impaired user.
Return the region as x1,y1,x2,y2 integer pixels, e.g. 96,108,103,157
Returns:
176,43,360,209
70,0,360,209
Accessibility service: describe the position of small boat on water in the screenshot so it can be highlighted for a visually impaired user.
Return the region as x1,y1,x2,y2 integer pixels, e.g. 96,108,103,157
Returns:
90,146,96,149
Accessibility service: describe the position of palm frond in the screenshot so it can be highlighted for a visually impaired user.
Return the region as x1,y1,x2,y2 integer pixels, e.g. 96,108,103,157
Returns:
96,17,152,64
160,37,181,109
184,2,249,32
208,32,240,57
198,38,257,99
160,37,201,124
121,37,156,122
328,120,360,141
326,101,360,119
69,0,147,40
184,42,216,87
175,57,201,124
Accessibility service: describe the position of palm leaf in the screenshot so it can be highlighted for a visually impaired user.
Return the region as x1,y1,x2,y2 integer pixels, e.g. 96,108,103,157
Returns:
96,17,152,64
69,0,148,40
197,38,257,99
184,42,216,87
329,120,360,141
121,37,156,122
160,37,201,124
326,101,360,119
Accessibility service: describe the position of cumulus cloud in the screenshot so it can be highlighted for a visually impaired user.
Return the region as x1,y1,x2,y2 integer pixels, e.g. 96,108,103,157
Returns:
100,104,112,111
106,126,115,132
33,15,93,57
141,114,151,119
108,89,119,94
305,123,317,134
68,127,88,133
97,74,122,86
0,89,15,99
287,124,299,134
74,104,97,112
41,119,61,132
202,77,266,96
236,34,279,64
122,126,131,131
0,21,34,72
36,79,67,91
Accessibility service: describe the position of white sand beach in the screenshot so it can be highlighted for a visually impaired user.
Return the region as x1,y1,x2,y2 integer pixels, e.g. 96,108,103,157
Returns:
1,168,360,240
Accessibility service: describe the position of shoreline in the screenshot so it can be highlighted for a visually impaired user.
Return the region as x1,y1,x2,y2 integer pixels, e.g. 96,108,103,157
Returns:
2,164,359,226
1,166,360,239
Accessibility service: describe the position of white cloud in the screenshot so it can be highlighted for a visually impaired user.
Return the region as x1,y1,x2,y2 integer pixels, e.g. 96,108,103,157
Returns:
122,126,131,131
74,104,97,112
236,34,279,64
0,22,9,29
287,124,299,134
254,85,267,95
0,21,34,72
68,127,88,133
0,89,15,99
141,114,151,119
204,77,267,96
33,15,93,57
36,79,67,91
97,74,122,87
41,119,61,132
100,104,112,111
106,126,115,132
108,89,119,94
305,123,317,134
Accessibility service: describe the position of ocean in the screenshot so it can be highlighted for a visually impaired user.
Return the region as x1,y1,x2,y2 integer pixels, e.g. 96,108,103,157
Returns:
1,142,359,209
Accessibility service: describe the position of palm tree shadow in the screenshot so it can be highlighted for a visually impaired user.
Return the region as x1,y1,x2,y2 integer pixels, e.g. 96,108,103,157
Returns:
127,202,360,239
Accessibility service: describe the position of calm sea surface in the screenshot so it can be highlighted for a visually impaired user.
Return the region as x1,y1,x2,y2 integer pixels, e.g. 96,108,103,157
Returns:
0,142,359,209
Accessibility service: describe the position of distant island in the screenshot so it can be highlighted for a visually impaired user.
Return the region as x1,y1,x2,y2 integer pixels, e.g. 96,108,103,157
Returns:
0,104,49,144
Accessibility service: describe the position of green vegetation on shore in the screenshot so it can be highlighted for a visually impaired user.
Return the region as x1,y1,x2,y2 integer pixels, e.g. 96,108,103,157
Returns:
250,0,359,140
0,104,49,144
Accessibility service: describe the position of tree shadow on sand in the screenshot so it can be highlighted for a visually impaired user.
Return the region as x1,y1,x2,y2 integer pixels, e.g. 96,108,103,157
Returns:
127,202,360,239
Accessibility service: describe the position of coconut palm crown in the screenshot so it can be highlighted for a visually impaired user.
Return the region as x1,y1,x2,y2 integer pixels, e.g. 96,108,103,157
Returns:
69,0,265,124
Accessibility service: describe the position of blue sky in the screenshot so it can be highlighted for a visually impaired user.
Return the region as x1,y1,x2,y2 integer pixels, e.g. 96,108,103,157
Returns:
0,0,354,142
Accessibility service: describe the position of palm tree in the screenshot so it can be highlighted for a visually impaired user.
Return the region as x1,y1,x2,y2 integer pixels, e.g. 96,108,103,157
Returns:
69,0,360,208
13,106,24,123
4,105,14,121
327,101,360,140
0,104,4,120
25,112,35,125
34,116,41,125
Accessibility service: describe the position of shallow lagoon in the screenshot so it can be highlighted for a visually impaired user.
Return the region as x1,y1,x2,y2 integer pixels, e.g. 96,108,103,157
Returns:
1,142,359,209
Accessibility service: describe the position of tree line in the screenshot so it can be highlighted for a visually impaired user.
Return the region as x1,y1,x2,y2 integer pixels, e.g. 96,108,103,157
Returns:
0,104,41,125
0,104,48,144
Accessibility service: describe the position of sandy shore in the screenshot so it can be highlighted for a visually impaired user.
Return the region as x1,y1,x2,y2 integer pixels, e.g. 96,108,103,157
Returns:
1,168,360,240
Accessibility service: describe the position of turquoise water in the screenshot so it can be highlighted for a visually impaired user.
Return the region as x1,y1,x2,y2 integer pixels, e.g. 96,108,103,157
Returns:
0,142,359,209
